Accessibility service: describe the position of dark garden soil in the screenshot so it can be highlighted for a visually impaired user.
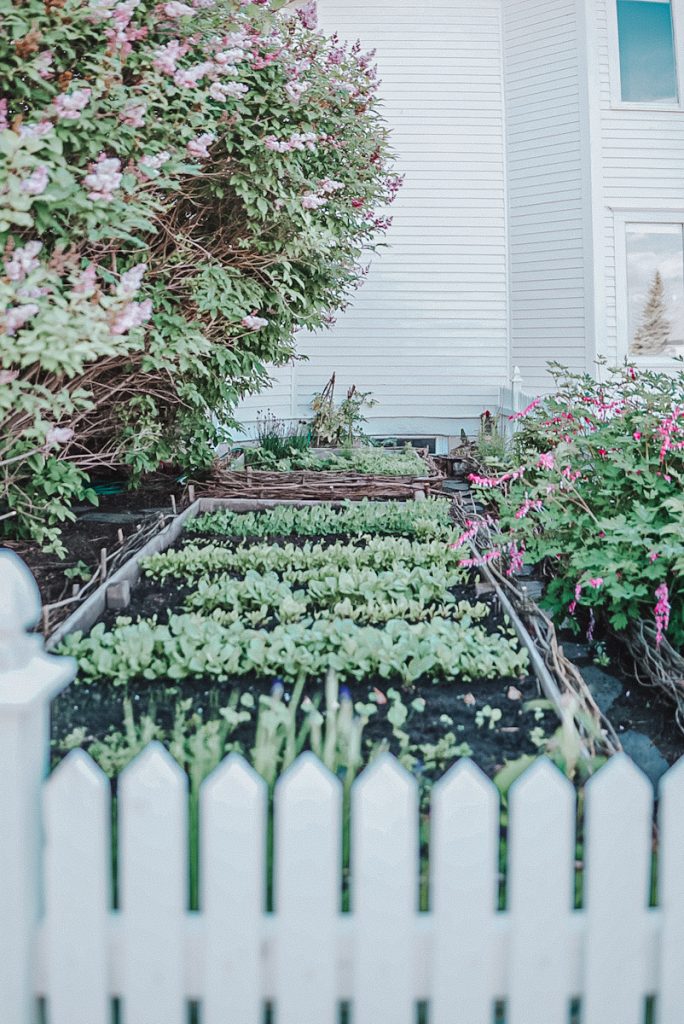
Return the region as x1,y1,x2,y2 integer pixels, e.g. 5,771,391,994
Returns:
2,472,187,609
51,670,547,783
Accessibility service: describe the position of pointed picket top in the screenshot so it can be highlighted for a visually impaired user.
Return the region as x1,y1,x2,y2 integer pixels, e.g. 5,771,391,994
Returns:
203,752,266,805
509,755,575,805
120,741,187,792
659,752,684,800
433,756,498,807
586,750,652,802
353,751,416,803
276,750,341,801
46,748,109,802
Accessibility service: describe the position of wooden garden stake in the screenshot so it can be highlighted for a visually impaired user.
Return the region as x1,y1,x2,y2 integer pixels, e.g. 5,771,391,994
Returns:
170,494,177,516
117,528,125,546
188,485,196,504
99,548,107,583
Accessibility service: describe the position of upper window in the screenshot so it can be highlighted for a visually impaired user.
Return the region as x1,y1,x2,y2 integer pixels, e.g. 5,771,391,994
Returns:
626,223,684,357
617,0,679,103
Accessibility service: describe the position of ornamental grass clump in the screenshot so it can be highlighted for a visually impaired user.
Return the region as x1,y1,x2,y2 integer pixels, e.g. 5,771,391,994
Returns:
469,364,684,650
0,0,399,547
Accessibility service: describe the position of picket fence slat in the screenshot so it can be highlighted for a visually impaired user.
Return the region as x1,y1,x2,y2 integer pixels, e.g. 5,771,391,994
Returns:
583,754,654,1024
430,759,500,1024
508,757,576,1024
352,754,419,1024
274,753,342,1024
119,743,188,1024
44,751,110,1024
658,758,684,1021
200,754,267,1024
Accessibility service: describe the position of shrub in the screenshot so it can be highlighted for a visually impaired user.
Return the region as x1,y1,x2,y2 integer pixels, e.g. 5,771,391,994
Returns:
469,364,684,649
0,0,399,547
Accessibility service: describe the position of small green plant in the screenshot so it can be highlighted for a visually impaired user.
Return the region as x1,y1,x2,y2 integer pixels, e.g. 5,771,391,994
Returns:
310,374,377,447
476,410,507,467
475,705,503,730
245,443,425,476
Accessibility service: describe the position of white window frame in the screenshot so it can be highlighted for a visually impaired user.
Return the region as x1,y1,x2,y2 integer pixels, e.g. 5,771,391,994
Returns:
614,207,684,363
609,0,684,110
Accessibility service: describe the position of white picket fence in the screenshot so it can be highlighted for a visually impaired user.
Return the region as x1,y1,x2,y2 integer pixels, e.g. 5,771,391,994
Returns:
2,551,684,1024
498,367,540,437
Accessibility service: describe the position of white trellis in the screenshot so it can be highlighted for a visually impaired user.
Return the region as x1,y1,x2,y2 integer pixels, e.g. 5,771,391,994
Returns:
1,549,684,1024
498,366,540,437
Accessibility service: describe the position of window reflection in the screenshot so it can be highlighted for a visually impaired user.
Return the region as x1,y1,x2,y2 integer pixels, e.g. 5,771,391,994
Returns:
626,224,684,357
617,0,678,103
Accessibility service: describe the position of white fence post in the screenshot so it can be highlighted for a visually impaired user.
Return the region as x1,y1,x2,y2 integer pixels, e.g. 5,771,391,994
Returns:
0,552,76,1024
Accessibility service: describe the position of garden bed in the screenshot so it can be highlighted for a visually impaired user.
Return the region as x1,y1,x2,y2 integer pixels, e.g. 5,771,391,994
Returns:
50,498,568,788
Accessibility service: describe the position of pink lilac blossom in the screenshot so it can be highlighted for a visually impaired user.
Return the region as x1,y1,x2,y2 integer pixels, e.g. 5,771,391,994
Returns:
209,81,248,100
45,426,74,447
319,178,344,193
285,80,310,103
139,150,171,176
84,154,122,201
654,583,671,646
164,1,194,16
153,39,188,74
297,1,318,29
120,102,146,127
5,304,39,335
241,314,269,330
5,241,42,282
110,299,152,335
36,51,54,79
19,121,52,139
54,88,91,121
215,47,246,64
20,165,49,196
301,194,327,210
72,265,98,296
118,262,146,297
175,61,215,88
186,133,215,159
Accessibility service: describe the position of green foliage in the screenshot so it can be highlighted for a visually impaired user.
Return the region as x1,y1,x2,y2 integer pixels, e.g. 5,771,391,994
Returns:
245,442,426,475
310,376,377,447
61,612,529,687
142,534,463,582
475,364,684,648
188,497,453,539
184,565,485,625
0,0,398,546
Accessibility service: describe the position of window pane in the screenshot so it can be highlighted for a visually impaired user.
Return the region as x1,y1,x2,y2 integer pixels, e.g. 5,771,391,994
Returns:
617,0,678,103
626,224,684,356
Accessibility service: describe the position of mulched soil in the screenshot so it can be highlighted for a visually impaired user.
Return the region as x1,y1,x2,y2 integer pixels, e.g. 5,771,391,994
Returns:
2,473,186,609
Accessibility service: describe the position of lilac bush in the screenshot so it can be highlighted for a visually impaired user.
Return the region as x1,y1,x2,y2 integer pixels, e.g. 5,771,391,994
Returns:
0,0,399,547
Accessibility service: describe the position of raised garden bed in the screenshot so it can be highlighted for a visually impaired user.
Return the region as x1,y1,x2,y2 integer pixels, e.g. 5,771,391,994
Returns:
50,498,570,788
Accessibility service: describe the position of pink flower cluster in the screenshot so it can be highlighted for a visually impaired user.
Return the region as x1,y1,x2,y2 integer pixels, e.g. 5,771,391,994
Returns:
510,396,542,421
120,101,146,127
507,541,526,578
654,583,671,646
84,154,122,201
241,314,269,331
54,88,92,122
458,549,502,569
117,262,146,297
657,408,683,463
4,241,42,282
110,299,152,335
568,577,604,616
4,304,39,336
285,80,310,103
187,133,215,160
264,131,318,153
450,519,479,551
515,496,543,520
20,165,49,196
468,467,525,489
297,1,318,30
301,194,327,211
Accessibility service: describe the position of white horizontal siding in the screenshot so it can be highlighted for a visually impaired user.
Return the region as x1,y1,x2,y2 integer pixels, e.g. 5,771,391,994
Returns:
502,0,590,389
593,0,684,367
236,0,508,437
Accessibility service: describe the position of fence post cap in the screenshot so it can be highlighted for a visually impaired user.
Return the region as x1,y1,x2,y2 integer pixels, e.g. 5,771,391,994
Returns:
0,551,76,702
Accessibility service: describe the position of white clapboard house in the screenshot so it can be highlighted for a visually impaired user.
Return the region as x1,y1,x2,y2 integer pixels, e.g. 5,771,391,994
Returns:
237,0,684,445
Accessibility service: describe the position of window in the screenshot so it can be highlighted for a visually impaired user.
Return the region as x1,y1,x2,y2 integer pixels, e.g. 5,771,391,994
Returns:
626,223,684,356
617,0,678,103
